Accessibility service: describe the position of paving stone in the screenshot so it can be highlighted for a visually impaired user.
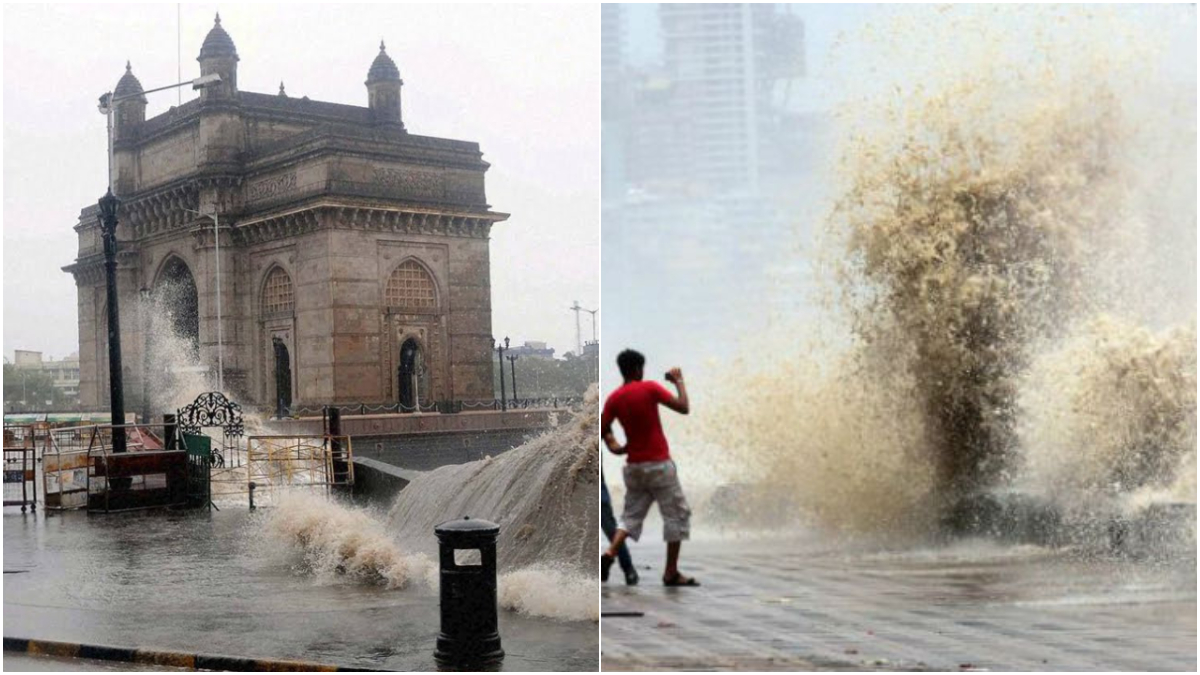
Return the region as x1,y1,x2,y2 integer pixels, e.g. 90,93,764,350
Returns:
602,537,1196,671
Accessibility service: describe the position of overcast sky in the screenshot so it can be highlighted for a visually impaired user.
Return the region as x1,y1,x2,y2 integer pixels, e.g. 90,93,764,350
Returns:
2,3,599,362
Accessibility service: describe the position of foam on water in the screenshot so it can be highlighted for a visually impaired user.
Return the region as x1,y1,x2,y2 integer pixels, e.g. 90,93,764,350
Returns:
257,387,600,622
261,492,436,589
386,386,599,573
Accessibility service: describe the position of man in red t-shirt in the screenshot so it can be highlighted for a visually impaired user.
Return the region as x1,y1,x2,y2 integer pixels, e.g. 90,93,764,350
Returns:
600,349,698,587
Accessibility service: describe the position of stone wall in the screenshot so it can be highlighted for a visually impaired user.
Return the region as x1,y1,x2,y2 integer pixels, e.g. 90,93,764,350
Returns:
351,427,541,471
72,84,503,410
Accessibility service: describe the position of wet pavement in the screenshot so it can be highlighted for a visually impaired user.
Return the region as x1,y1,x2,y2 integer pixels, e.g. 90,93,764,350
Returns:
4,507,596,671
601,535,1196,671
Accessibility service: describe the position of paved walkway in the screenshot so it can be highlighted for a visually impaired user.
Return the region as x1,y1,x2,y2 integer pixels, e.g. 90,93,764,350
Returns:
601,537,1196,671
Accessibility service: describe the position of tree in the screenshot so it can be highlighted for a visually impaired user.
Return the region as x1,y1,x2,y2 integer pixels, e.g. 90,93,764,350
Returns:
3,363,67,410
493,352,599,400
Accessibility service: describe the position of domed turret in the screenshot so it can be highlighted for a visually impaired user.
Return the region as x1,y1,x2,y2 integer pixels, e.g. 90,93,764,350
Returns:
114,61,147,104
199,12,239,60
112,61,146,141
366,40,404,129
367,40,401,83
197,13,238,101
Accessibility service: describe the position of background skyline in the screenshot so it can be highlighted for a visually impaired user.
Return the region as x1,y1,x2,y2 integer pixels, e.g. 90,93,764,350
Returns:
3,4,599,363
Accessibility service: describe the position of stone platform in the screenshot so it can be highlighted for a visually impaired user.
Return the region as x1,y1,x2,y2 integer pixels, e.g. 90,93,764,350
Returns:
601,535,1196,671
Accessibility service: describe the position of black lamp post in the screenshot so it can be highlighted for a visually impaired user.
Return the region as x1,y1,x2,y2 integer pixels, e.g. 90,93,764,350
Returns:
506,353,519,405
140,288,151,425
494,337,509,412
98,188,126,452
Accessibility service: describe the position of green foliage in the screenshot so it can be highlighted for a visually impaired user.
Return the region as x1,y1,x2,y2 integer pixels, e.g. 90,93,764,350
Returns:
3,363,69,408
493,352,598,399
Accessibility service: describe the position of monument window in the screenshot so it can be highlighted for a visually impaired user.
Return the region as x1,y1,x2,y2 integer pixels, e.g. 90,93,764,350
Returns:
262,267,294,315
385,260,436,310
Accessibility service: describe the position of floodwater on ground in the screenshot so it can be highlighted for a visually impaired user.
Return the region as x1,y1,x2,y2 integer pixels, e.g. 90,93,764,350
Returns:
4,506,596,671
601,531,1196,671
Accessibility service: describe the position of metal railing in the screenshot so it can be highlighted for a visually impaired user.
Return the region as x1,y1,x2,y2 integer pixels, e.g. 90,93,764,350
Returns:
3,445,37,512
245,435,354,506
42,425,102,510
282,397,583,417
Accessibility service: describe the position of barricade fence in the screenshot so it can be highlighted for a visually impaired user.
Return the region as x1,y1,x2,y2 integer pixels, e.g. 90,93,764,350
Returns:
86,424,187,513
3,446,37,511
245,435,354,505
42,425,101,510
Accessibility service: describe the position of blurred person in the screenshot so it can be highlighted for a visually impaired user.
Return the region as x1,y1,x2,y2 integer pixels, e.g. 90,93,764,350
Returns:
601,471,639,585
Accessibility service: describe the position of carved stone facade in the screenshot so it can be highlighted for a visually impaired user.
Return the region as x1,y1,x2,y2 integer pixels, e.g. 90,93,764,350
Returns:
66,18,507,412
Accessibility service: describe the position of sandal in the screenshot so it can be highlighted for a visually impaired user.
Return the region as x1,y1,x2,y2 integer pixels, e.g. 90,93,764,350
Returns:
663,571,700,587
601,553,615,582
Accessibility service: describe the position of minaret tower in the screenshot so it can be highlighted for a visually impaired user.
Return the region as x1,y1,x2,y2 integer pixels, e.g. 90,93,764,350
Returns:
366,40,405,129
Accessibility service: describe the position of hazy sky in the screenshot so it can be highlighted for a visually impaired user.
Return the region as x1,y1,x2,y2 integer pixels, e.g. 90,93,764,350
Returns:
3,3,599,361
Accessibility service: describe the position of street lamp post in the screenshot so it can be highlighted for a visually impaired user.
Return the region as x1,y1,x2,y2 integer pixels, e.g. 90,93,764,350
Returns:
183,208,223,393
96,72,221,453
495,337,509,412
140,287,151,423
98,190,126,451
506,353,519,404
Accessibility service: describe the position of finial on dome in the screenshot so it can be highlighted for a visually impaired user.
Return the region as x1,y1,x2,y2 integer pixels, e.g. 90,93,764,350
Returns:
215,12,221,25
278,81,287,97
126,60,132,71
380,39,386,51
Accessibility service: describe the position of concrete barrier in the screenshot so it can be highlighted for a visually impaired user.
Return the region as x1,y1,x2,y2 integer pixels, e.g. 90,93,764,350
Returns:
3,636,381,671
351,457,422,508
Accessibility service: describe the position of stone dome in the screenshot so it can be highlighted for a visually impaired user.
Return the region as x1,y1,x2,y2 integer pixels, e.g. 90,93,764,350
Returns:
113,61,147,103
367,41,401,83
199,12,239,61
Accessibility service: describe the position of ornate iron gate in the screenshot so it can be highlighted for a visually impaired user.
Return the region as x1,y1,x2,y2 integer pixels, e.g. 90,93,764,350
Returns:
177,392,245,505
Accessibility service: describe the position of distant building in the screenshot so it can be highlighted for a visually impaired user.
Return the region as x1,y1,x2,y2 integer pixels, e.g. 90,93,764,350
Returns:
581,340,600,360
66,16,507,413
11,350,82,401
507,341,556,359
605,3,807,200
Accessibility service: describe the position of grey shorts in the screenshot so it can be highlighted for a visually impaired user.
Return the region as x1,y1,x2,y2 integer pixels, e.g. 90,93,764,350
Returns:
620,459,691,542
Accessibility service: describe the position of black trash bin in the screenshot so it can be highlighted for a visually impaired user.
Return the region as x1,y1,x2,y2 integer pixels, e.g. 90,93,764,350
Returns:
433,516,504,666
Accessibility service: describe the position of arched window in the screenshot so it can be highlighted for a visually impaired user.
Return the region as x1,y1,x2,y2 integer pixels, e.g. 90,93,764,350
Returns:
385,260,436,310
262,267,294,315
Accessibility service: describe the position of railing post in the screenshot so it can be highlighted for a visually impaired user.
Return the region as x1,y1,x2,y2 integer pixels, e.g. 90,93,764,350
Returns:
162,413,178,450
328,407,347,488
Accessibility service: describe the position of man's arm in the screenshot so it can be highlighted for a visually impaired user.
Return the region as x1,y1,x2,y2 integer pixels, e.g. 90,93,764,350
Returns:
662,367,690,415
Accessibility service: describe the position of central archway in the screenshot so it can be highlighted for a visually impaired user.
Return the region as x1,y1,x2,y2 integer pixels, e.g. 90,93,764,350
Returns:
398,338,422,411
154,256,199,358
272,337,292,415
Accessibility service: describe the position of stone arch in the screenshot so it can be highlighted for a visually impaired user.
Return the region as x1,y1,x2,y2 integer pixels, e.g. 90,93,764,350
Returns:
396,332,431,410
151,254,199,358
384,257,440,313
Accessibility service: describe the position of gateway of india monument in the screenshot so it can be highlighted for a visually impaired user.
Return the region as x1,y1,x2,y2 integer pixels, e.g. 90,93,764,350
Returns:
65,15,509,413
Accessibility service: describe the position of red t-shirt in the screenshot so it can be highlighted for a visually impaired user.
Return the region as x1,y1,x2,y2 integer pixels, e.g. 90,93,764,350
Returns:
602,379,673,464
